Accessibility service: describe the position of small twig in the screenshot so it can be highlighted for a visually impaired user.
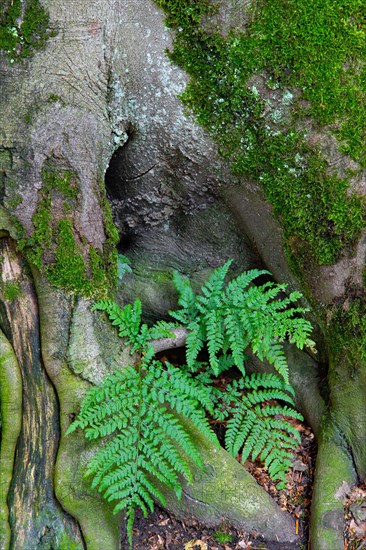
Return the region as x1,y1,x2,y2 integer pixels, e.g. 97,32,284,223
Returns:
150,327,189,354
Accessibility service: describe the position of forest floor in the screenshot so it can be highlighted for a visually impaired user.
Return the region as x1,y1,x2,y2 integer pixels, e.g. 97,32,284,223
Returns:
122,429,365,549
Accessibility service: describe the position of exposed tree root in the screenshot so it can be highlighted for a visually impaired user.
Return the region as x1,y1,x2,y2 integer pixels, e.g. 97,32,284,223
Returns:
0,239,83,549
0,330,22,549
34,279,123,550
157,417,297,543
310,416,356,550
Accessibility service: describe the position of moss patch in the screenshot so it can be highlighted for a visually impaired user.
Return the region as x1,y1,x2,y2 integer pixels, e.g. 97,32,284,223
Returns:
0,338,22,550
3,280,23,301
310,417,356,549
328,297,366,366
97,178,119,288
47,220,92,294
326,297,366,476
155,0,366,266
0,0,55,61
17,161,118,297
41,160,79,200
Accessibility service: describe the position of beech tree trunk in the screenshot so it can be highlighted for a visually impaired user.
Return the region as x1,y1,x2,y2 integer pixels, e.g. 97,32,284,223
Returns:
1,1,365,549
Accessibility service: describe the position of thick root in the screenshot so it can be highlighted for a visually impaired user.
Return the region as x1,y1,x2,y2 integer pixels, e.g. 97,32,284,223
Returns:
160,418,297,543
310,416,356,550
34,279,122,550
0,330,22,550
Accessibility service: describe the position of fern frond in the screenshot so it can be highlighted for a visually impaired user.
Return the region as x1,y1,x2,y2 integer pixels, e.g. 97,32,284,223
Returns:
224,269,270,305
170,261,314,381
196,260,232,311
69,355,219,548
224,309,247,373
242,372,295,395
147,320,177,340
185,321,205,369
205,308,225,375
92,299,143,346
225,408,257,457
170,271,198,322
74,262,313,545
221,372,303,487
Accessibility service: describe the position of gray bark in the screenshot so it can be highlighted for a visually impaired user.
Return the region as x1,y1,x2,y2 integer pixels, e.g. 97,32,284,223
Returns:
1,1,365,549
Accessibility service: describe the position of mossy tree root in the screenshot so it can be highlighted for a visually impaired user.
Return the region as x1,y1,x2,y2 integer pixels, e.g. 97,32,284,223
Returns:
0,238,83,549
0,329,22,550
157,417,297,544
310,416,357,550
33,275,122,550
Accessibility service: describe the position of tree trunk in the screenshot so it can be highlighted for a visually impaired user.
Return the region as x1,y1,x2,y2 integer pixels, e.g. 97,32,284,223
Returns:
1,1,365,549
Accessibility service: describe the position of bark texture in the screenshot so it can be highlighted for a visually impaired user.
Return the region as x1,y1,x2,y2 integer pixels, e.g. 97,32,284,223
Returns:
0,0,365,549
0,239,82,549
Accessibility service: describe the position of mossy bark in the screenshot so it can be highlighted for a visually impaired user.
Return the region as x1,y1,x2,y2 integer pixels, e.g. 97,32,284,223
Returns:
1,0,366,548
328,342,366,481
33,276,122,550
0,329,22,549
310,417,357,550
0,238,83,549
157,418,296,543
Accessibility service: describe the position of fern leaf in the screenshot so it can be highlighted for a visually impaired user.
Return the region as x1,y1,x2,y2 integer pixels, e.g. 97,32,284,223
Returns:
222,373,302,486
170,271,198,322
205,308,224,375
224,269,270,305
185,321,205,369
68,352,218,547
73,263,313,545
196,260,232,312
224,310,247,373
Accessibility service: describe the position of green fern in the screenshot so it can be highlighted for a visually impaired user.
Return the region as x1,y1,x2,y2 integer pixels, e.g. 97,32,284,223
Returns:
67,300,218,548
170,260,314,382
69,261,314,545
219,374,303,489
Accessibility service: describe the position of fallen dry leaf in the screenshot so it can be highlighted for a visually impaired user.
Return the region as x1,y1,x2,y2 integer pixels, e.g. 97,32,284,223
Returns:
184,540,208,550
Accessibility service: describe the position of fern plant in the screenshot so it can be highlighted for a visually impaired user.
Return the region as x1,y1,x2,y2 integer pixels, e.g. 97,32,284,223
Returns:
214,373,303,489
170,260,314,383
68,260,314,546
67,299,219,547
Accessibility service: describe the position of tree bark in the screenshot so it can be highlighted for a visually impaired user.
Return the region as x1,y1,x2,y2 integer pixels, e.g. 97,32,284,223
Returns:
1,1,365,549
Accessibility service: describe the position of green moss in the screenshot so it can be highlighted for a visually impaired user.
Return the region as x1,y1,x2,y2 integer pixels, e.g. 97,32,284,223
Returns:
47,220,91,294
41,160,79,199
58,534,83,550
213,530,233,544
24,104,41,125
326,298,366,476
3,281,23,301
0,0,55,61
47,94,66,106
328,298,366,366
96,179,119,290
151,271,173,284
89,246,108,288
0,341,22,550
311,417,356,549
155,0,366,266
16,164,117,297
24,195,52,269
5,193,23,209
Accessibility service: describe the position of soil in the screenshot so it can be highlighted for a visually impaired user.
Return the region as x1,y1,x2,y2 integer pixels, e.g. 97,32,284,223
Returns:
122,506,305,549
